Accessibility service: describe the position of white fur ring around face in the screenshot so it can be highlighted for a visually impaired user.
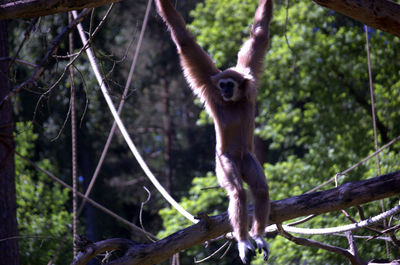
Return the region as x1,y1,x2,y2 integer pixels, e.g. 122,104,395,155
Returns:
252,235,269,261
238,239,255,264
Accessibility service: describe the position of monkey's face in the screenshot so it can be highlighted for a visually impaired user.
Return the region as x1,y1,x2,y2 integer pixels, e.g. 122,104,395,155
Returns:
217,78,240,101
212,69,249,102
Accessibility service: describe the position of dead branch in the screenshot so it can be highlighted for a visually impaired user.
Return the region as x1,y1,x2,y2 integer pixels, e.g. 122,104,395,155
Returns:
0,0,121,20
277,225,366,265
71,170,400,265
313,0,400,38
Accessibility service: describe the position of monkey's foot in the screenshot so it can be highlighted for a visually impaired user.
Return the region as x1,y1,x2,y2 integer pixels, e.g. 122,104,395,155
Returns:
238,239,256,264
252,235,269,261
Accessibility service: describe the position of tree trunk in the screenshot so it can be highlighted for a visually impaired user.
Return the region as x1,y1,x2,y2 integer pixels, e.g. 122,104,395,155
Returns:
0,20,20,265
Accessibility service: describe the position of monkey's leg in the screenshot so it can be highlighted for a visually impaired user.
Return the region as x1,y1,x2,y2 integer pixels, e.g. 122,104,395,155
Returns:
216,154,255,264
242,153,270,261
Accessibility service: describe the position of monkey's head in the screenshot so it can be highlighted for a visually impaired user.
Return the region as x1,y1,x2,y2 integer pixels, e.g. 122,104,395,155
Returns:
211,68,254,102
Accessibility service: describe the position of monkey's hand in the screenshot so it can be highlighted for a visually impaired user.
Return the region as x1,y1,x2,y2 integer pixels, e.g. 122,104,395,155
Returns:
252,235,269,261
238,239,256,264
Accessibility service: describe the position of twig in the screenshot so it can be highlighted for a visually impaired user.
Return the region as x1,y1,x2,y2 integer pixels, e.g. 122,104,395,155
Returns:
9,18,38,69
45,4,115,96
139,186,156,243
0,57,37,68
31,5,114,125
194,240,231,264
0,235,55,243
0,8,91,108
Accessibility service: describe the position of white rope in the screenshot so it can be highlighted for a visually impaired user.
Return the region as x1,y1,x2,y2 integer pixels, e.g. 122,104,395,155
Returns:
71,10,197,224
266,204,400,235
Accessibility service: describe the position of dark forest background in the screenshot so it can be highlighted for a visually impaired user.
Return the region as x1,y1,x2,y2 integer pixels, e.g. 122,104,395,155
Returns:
4,0,400,264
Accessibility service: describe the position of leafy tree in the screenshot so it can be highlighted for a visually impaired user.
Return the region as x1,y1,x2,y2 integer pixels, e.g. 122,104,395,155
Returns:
15,122,73,264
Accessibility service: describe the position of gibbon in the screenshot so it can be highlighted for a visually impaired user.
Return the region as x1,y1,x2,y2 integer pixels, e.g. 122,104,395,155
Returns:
155,0,273,263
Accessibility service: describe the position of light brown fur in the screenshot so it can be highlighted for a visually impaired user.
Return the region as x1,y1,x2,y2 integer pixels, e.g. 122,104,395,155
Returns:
156,0,273,263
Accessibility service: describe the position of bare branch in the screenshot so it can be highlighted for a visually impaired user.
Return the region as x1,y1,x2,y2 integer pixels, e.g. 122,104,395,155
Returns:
0,0,122,20
277,225,366,265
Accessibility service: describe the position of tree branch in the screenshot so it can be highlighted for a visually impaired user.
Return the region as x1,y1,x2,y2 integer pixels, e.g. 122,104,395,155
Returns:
277,225,366,265
312,0,400,38
2,0,400,38
71,170,400,265
0,0,121,20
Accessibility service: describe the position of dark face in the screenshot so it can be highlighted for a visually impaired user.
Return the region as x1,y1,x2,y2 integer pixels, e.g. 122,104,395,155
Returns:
219,79,236,99
217,78,239,101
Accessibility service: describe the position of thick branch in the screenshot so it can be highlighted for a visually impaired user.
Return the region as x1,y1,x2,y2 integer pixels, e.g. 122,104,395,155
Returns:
270,170,400,223
313,0,400,37
72,170,400,265
0,0,121,20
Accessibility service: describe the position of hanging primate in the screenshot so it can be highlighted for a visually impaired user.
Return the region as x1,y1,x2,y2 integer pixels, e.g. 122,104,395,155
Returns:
156,0,273,263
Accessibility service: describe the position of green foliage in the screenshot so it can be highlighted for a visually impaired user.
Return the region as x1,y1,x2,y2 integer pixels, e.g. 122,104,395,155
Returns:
15,122,73,264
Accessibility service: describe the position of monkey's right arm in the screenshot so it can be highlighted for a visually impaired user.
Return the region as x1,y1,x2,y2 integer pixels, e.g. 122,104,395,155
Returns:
236,0,273,81
155,0,220,94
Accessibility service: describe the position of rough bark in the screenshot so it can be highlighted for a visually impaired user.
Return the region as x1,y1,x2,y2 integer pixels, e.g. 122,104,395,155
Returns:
72,170,400,265
312,0,400,37
0,0,121,20
0,20,19,265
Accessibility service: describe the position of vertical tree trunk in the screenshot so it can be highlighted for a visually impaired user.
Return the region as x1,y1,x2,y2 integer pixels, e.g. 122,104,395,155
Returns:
161,77,173,195
0,20,20,265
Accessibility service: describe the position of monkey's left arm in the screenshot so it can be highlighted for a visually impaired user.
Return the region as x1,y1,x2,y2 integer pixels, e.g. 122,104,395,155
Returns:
236,0,273,80
155,0,220,94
